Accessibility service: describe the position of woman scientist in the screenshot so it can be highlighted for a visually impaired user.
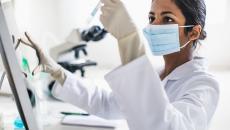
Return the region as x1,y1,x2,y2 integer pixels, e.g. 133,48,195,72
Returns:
20,0,219,129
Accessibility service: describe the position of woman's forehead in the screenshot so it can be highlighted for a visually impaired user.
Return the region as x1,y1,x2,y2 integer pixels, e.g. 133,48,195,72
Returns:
150,0,186,24
151,0,180,14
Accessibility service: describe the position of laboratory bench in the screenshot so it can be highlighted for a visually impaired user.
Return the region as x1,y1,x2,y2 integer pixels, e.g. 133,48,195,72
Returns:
0,94,128,130
0,68,128,130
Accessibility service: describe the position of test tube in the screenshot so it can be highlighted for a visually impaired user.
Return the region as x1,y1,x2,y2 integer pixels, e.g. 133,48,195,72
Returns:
86,1,102,24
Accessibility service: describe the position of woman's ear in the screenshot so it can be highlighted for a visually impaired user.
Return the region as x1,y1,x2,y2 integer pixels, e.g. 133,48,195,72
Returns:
188,25,202,41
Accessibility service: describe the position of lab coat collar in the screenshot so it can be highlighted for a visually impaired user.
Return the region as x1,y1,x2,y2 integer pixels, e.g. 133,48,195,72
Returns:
162,56,208,83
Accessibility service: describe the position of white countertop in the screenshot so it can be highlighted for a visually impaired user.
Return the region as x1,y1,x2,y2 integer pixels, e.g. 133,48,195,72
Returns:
0,68,128,130
0,95,128,130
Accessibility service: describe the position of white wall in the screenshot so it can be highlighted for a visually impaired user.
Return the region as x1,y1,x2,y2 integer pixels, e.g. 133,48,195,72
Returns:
201,0,230,69
14,0,60,48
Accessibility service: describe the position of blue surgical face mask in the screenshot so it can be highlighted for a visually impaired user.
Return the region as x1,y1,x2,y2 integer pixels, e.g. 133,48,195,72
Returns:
143,24,194,56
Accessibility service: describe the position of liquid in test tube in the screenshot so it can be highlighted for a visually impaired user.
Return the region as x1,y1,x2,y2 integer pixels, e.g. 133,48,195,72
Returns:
86,1,102,24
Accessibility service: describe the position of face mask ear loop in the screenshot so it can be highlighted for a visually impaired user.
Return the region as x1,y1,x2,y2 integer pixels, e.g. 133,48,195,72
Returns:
178,25,194,49
180,40,191,49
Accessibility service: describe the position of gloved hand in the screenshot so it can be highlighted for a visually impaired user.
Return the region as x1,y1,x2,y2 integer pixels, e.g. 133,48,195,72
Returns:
20,32,66,85
100,0,137,40
100,0,145,65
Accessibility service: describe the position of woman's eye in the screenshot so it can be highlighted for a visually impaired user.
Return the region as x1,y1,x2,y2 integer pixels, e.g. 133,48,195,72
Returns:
148,16,155,24
163,17,174,23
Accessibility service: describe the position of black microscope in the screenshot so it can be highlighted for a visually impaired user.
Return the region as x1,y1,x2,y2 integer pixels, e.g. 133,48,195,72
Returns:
48,25,107,94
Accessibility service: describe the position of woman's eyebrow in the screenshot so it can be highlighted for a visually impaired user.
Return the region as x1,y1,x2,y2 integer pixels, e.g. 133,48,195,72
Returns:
149,11,174,16
161,11,173,15
149,12,155,15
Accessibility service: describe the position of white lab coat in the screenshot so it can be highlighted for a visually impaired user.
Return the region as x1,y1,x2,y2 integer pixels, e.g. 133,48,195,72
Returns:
51,55,219,130
52,30,219,130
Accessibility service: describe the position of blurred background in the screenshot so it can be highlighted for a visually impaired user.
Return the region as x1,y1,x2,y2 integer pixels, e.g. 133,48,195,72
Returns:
0,0,230,129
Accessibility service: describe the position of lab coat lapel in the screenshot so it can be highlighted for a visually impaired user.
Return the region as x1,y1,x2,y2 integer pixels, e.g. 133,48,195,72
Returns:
161,57,208,88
